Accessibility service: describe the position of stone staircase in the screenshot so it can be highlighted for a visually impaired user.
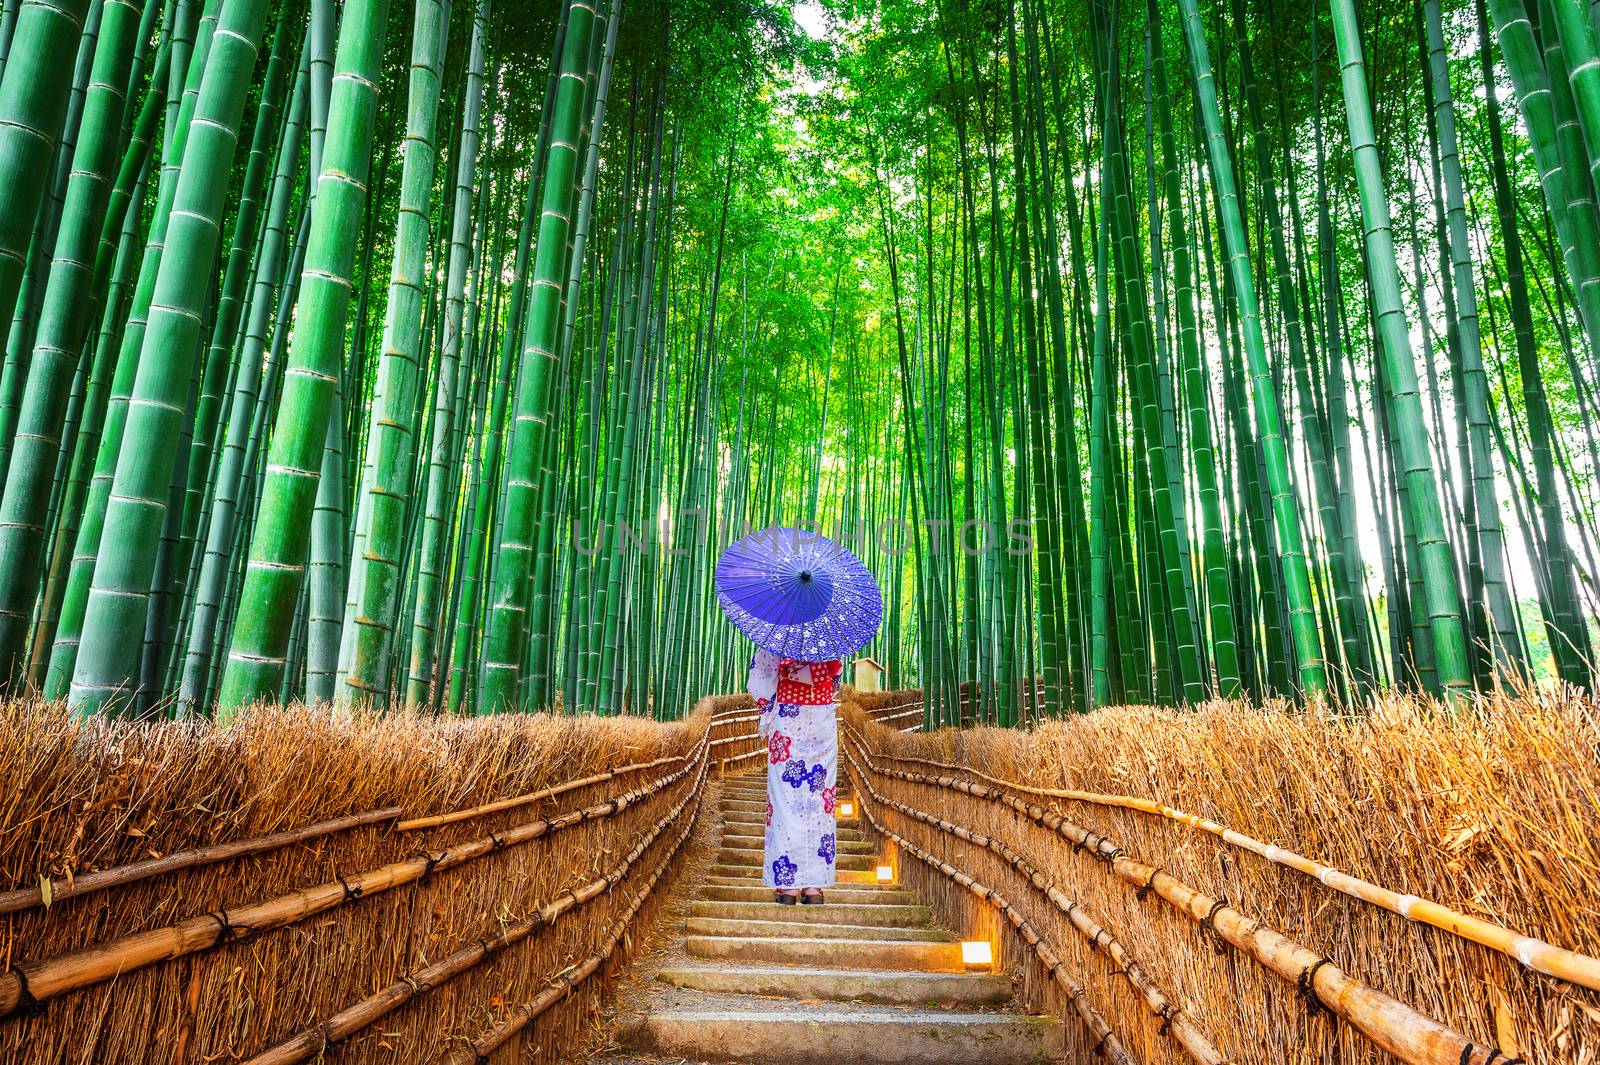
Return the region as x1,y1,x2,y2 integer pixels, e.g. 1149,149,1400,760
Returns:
591,771,1066,1064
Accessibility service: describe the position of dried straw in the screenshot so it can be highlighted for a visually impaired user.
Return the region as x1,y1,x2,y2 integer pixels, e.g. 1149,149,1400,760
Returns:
845,688,1599,1064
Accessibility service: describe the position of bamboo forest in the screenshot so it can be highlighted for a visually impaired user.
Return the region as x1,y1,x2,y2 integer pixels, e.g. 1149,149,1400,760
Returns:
0,0,1596,725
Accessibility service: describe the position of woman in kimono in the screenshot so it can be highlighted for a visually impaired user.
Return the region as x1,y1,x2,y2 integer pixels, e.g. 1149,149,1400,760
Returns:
747,647,841,904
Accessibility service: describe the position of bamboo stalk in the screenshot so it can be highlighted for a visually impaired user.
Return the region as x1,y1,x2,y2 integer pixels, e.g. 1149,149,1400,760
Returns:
395,742,699,831
843,741,1224,1065
855,723,1600,992
243,755,706,1065
0,806,402,916
0,745,707,1018
844,722,1518,1065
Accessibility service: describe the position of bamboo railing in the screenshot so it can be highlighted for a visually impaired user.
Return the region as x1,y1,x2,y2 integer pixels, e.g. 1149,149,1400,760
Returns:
842,691,1566,1065
0,697,737,1064
840,730,1224,1065
865,746,1600,993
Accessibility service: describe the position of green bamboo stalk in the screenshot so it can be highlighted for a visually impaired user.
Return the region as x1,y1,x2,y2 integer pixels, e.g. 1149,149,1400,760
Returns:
217,0,393,712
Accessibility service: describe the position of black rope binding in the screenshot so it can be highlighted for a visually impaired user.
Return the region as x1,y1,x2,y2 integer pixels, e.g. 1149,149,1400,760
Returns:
207,908,251,944
1091,1032,1110,1057
488,831,507,851
1298,956,1333,1016
1157,1002,1177,1036
335,872,362,903
1136,866,1161,901
10,967,46,1018
420,851,444,884
1200,897,1228,954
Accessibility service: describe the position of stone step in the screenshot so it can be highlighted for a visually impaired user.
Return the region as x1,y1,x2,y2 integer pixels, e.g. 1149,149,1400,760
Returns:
685,935,966,973
656,965,1012,1007
689,899,930,928
620,1005,1063,1065
701,884,917,906
707,864,883,883
718,834,874,854
701,874,898,891
715,850,875,871
684,917,956,942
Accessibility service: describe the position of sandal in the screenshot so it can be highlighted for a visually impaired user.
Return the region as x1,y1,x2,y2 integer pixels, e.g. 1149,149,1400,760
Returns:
774,891,798,905
800,890,825,905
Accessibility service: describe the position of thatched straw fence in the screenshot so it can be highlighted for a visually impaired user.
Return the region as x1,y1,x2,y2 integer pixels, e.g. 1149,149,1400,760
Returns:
0,693,764,1064
843,687,1600,1065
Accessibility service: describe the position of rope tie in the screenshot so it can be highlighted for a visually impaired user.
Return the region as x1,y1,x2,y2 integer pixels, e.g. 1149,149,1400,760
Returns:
1200,897,1228,954
489,832,507,851
1096,844,1122,866
1468,1049,1524,1065
1091,1031,1110,1057
1298,956,1333,1016
1157,1002,1177,1036
420,851,444,884
11,967,45,1017
1136,866,1161,901
207,908,251,944
335,872,362,903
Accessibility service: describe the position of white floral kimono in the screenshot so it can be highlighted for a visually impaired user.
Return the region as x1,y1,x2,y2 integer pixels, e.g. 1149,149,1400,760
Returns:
747,648,840,889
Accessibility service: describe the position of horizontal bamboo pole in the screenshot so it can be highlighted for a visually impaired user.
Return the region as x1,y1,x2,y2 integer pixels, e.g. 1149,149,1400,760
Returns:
244,756,707,1065
439,798,694,1065
841,741,1223,1065
719,745,764,768
0,745,708,1019
0,806,403,916
396,740,702,831
863,731,1600,993
840,756,1135,1065
846,730,1517,1065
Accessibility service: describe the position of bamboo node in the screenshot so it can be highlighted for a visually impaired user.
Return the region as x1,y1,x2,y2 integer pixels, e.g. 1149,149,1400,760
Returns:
1297,956,1333,1016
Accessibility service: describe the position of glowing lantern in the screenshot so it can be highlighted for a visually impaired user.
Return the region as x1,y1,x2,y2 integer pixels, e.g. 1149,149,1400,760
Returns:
838,799,856,818
876,864,894,882
961,941,994,967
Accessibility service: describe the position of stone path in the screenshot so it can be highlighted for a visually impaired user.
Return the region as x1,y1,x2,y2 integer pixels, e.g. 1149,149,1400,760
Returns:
586,771,1066,1065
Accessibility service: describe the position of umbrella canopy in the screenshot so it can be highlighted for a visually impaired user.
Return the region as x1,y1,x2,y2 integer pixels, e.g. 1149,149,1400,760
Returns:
715,527,883,660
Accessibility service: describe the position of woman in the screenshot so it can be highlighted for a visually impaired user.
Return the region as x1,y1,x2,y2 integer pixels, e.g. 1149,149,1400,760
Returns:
747,647,841,904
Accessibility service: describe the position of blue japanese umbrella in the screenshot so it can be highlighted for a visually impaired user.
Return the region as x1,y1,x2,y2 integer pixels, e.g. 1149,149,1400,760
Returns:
715,527,882,660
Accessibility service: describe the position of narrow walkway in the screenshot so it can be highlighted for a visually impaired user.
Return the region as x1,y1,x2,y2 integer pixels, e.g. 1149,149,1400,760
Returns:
591,771,1065,1064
